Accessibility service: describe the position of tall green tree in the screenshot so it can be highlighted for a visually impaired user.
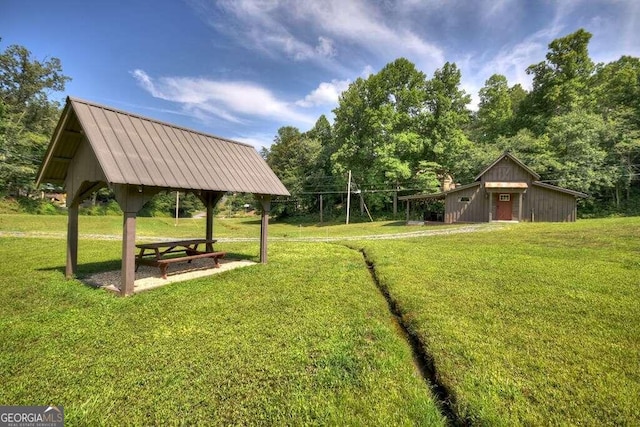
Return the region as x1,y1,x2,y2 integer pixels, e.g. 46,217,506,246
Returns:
0,43,70,195
592,56,640,205
264,126,322,216
475,74,513,143
522,29,595,132
545,111,615,195
332,58,431,209
424,62,473,181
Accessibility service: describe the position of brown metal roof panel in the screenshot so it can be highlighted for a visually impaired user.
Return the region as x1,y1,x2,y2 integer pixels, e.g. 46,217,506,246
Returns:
102,108,155,185
245,149,283,194
137,118,184,188
50,97,289,196
227,143,255,190
243,147,286,194
144,121,193,188
159,125,199,187
228,143,271,193
122,115,170,188
206,137,242,191
243,148,288,194
177,129,223,191
71,101,126,184
194,134,228,188
112,113,161,186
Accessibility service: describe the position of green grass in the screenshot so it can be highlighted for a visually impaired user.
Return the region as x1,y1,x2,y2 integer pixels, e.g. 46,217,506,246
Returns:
0,213,460,240
2,214,639,425
358,217,640,425
0,238,444,425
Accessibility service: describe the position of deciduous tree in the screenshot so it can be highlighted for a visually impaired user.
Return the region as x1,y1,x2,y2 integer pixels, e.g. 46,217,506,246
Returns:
0,43,70,195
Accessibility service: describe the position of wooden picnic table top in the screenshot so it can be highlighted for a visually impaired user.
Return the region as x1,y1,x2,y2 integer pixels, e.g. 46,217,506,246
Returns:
136,239,217,250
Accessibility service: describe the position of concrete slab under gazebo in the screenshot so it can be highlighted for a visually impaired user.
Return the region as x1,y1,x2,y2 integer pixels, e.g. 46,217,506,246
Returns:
36,97,289,296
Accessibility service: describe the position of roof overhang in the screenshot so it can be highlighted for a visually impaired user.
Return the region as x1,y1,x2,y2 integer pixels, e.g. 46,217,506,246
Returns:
36,97,290,197
484,182,528,191
532,181,589,198
398,192,445,201
398,182,482,201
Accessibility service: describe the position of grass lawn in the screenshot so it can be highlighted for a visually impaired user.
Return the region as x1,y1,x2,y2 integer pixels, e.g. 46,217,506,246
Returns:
358,217,640,425
0,237,444,425
1,214,638,425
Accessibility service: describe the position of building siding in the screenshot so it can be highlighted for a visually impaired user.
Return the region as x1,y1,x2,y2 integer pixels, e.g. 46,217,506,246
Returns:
481,157,534,184
527,185,577,222
445,185,485,223
406,153,584,224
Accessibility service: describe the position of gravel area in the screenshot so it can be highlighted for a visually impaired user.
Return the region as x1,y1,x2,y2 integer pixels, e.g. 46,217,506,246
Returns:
82,258,256,293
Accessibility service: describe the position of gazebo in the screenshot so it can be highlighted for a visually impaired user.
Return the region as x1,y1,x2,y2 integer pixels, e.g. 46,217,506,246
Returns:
36,97,289,296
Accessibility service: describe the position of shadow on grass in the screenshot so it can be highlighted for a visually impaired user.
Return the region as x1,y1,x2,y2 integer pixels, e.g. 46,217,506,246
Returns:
37,252,258,278
382,221,407,227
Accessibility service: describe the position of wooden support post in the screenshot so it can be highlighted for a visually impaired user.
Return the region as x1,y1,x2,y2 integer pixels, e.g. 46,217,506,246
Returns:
206,211,213,250
518,192,523,222
489,192,494,222
197,191,224,252
405,200,410,223
66,202,79,278
346,170,351,225
393,181,398,216
319,194,323,224
257,195,271,264
112,183,163,297
206,196,214,252
121,211,137,296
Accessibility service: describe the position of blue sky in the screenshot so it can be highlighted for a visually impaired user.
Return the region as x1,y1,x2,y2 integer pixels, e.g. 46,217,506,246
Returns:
2,0,639,150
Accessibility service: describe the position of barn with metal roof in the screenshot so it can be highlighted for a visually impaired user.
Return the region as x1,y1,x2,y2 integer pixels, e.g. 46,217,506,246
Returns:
37,97,289,296
399,152,588,224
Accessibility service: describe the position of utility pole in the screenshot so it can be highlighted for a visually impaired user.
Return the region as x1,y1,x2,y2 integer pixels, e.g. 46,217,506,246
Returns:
319,194,323,224
393,180,399,215
346,170,351,225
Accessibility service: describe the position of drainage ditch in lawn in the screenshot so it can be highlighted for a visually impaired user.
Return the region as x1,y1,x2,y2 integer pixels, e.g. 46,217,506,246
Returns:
358,248,466,427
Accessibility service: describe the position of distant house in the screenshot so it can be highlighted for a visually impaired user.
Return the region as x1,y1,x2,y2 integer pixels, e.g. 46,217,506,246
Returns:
399,152,588,223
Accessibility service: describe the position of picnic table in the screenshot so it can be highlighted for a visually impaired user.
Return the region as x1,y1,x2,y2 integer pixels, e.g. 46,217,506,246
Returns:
135,239,226,279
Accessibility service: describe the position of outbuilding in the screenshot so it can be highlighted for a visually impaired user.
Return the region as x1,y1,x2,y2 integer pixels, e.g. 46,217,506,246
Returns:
400,152,587,224
36,97,289,296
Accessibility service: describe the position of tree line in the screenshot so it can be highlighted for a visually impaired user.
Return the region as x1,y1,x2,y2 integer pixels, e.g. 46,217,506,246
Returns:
1,29,639,218
263,29,640,218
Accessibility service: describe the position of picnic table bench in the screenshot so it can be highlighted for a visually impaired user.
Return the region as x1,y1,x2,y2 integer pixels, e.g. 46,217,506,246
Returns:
135,239,226,279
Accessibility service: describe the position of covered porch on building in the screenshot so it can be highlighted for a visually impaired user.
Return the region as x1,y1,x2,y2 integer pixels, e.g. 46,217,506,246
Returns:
484,182,528,222
398,192,446,224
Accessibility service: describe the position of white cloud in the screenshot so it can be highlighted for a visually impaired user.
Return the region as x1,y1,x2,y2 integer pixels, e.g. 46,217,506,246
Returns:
131,69,315,126
199,0,444,70
472,17,567,92
315,36,336,58
296,79,351,107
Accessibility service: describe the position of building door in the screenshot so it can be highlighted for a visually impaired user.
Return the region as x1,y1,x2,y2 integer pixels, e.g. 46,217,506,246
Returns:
496,193,512,220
